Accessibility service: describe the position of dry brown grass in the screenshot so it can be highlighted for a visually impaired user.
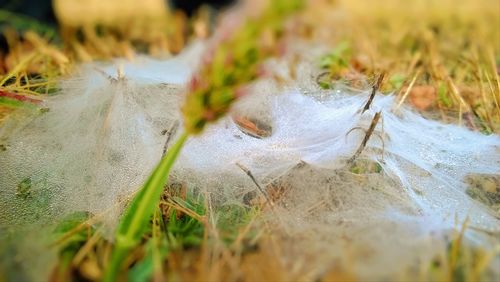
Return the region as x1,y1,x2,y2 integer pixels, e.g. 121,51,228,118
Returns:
300,0,500,132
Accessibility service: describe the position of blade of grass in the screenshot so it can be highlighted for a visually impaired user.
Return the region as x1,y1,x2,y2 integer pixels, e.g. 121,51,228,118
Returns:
0,96,38,109
103,132,188,282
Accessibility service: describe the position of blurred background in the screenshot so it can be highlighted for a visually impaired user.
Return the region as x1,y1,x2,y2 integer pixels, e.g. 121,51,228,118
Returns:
0,0,498,131
0,0,240,79
0,0,236,22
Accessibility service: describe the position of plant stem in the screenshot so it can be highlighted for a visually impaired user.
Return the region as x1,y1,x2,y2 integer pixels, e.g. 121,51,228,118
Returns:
103,132,189,282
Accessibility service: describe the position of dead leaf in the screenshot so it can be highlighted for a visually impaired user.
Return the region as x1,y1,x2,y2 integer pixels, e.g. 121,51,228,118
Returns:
233,115,273,139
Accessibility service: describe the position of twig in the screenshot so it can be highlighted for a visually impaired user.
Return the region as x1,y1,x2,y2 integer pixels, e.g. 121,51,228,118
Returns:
93,67,119,83
236,162,274,207
305,199,327,215
362,72,385,113
394,70,420,111
72,231,101,266
345,126,385,160
165,198,206,222
93,66,126,84
348,111,382,163
315,71,331,87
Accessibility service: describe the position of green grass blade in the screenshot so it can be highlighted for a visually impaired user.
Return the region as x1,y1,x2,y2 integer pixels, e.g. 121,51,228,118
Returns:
103,132,189,282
